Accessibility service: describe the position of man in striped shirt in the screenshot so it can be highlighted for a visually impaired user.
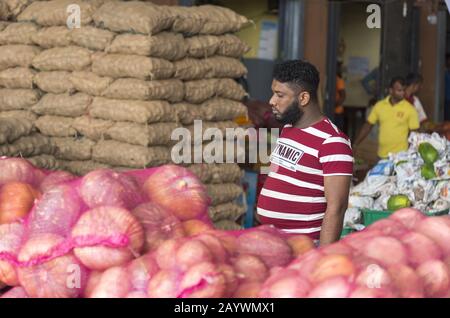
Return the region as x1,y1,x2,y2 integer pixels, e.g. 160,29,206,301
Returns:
257,60,354,245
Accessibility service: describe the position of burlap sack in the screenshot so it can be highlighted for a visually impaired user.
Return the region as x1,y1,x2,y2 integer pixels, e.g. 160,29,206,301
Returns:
28,154,59,170
32,93,92,117
69,71,113,96
106,32,186,61
70,26,115,51
0,22,39,45
0,110,37,122
207,183,243,206
208,202,246,222
0,2,9,20
0,22,9,32
35,115,77,137
58,159,111,176
105,122,178,147
205,56,247,78
102,78,184,102
0,133,53,157
93,140,171,168
18,0,97,26
215,78,247,101
188,163,243,184
92,53,174,80
169,6,205,35
31,26,72,48
184,79,216,104
187,121,239,140
214,220,242,231
0,89,40,111
33,71,74,94
185,35,220,58
200,98,247,121
72,116,113,141
174,57,212,80
3,0,31,19
217,34,250,58
171,102,203,125
0,45,41,71
32,46,92,71
0,117,34,144
89,97,175,124
93,1,174,35
51,136,95,161
0,67,35,89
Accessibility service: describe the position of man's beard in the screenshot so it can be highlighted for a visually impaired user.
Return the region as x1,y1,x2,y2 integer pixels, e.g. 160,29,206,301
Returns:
274,100,303,126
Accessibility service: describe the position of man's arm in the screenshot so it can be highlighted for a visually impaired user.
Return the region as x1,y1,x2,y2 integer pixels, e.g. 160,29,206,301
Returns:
353,122,373,147
320,175,352,245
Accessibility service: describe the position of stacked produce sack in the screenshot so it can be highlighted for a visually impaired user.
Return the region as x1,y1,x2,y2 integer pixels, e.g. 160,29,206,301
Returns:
344,132,450,228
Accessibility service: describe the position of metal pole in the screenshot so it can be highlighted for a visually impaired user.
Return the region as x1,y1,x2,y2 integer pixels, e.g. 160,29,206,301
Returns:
278,0,305,60
434,10,446,122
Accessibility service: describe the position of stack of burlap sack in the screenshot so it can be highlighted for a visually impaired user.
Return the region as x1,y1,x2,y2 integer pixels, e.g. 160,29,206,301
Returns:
0,0,251,228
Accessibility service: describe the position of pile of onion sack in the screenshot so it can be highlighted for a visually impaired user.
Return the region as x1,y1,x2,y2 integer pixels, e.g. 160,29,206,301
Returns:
1,157,450,298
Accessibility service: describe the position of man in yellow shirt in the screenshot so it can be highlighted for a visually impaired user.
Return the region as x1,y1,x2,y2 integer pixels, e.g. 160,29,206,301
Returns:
354,77,420,158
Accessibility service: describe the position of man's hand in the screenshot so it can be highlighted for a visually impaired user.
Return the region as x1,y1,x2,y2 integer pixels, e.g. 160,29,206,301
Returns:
320,175,352,245
353,122,373,148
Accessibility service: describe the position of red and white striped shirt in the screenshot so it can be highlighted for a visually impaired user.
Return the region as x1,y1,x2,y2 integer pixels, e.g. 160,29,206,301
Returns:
257,118,353,239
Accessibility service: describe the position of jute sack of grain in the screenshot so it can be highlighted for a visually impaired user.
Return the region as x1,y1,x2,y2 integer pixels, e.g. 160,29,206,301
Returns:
207,183,243,206
208,202,246,222
32,93,92,117
0,22,10,32
0,133,53,157
217,34,250,58
214,220,242,231
0,2,10,20
69,71,113,96
18,0,97,26
35,115,77,137
197,5,250,35
0,45,41,71
187,121,239,141
33,71,75,94
102,78,184,102
72,116,113,141
205,56,247,78
200,98,247,121
0,117,34,144
31,26,72,48
174,57,212,80
70,26,115,51
188,163,242,184
184,79,216,104
28,154,59,170
93,140,171,168
106,32,186,61
185,35,220,58
51,137,95,161
0,22,39,45
93,0,174,35
105,122,178,147
169,6,205,35
0,67,35,89
195,138,246,164
3,0,31,18
215,78,247,101
89,97,176,124
0,110,37,122
91,53,174,80
172,102,203,125
58,160,110,176
0,89,40,111
32,46,92,71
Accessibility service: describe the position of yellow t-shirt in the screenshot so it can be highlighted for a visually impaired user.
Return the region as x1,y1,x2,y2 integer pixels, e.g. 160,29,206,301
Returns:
368,97,420,158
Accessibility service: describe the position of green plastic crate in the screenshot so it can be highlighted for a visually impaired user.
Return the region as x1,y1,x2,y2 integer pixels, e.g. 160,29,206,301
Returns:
340,227,355,238
362,208,450,226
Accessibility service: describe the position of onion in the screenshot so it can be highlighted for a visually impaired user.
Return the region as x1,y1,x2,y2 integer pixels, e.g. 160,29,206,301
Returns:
232,282,262,298
210,230,238,256
320,242,354,257
0,223,25,286
39,171,76,193
387,264,424,298
401,232,443,267
416,260,450,298
367,219,409,238
310,254,356,284
27,185,82,238
182,220,213,236
0,182,40,224
259,268,311,298
147,269,182,298
194,234,227,263
349,286,396,298
363,236,408,267
287,235,315,258
143,165,209,221
354,256,392,291
1,287,29,298
307,276,352,298
132,203,185,253
80,169,142,210
0,158,37,186
288,249,323,277
83,271,103,298
89,266,131,298
179,262,227,298
71,206,144,270
217,263,238,296
342,230,383,252
175,239,213,271
232,254,269,283
415,217,450,255
17,233,88,298
127,253,160,292
155,239,180,270
237,230,293,268
126,291,148,298
389,208,426,229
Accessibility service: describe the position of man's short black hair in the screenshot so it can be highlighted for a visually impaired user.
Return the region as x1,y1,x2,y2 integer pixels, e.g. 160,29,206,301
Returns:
390,76,406,88
273,60,320,102
405,73,423,86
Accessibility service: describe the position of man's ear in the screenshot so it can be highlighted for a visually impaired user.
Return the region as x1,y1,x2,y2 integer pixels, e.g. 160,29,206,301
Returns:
298,91,311,107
